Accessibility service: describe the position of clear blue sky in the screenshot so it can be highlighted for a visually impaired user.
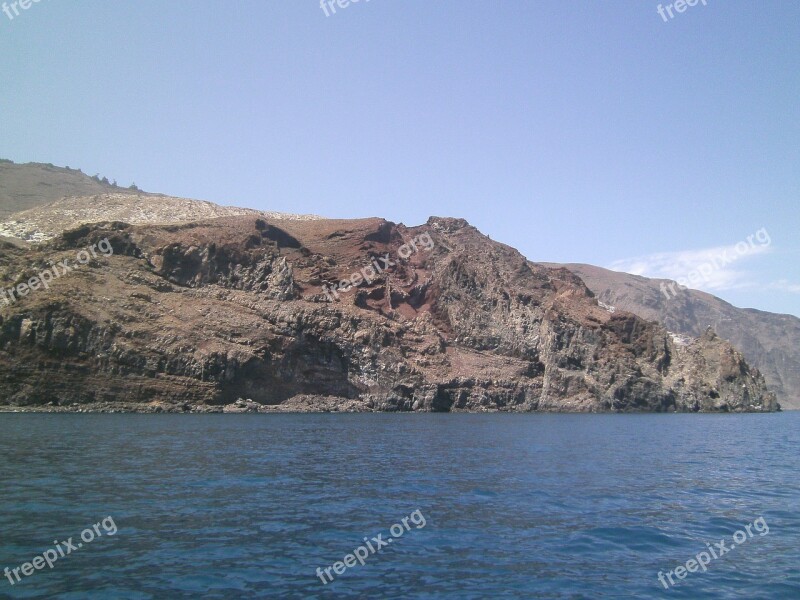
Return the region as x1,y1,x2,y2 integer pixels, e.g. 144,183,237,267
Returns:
1,1,798,315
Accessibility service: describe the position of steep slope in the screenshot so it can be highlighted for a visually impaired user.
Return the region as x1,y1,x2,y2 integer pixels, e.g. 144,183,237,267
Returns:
0,160,130,219
548,263,800,410
0,160,323,243
0,194,321,242
0,217,777,412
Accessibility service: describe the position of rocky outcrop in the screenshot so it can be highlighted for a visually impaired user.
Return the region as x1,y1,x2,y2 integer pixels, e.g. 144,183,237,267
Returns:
550,263,799,410
0,213,777,412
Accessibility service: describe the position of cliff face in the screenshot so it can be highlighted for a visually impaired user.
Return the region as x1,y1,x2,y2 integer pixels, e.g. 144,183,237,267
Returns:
551,263,800,410
0,215,777,412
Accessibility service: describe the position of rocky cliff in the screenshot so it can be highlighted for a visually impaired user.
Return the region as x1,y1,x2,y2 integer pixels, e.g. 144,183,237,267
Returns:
0,214,778,412
549,263,800,410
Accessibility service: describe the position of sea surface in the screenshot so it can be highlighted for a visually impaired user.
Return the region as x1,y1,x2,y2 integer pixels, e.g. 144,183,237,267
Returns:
0,412,798,599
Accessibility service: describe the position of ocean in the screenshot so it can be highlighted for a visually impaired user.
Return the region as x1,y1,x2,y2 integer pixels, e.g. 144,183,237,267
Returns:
1,412,798,599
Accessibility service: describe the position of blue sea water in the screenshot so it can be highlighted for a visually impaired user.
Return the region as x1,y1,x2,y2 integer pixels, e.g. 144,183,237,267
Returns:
0,412,798,599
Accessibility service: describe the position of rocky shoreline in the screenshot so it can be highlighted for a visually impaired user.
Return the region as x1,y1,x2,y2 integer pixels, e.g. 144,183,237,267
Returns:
0,396,778,414
0,397,363,414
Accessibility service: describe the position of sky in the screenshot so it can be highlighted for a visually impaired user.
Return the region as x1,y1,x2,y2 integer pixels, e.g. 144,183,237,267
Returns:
0,0,798,316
